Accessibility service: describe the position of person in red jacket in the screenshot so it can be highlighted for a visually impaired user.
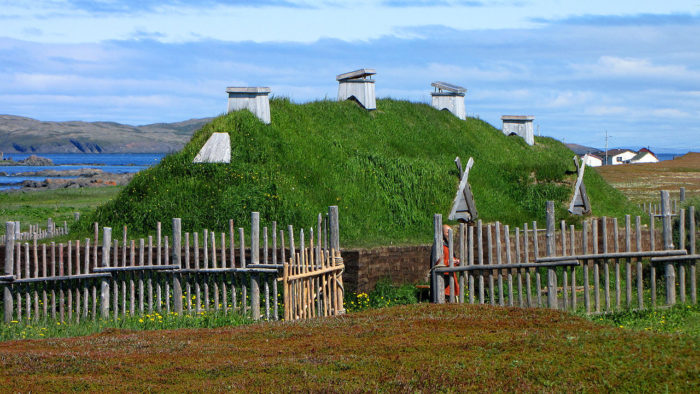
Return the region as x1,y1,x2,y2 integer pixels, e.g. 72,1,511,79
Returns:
434,224,460,297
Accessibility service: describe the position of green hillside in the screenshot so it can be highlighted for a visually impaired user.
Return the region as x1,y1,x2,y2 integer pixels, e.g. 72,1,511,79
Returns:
79,98,636,246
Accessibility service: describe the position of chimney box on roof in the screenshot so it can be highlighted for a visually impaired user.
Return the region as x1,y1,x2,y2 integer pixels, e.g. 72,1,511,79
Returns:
226,86,271,124
431,81,467,120
501,115,535,145
337,68,376,110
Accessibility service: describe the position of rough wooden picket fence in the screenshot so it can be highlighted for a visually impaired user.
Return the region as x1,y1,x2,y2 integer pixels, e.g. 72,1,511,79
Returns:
0,218,69,244
0,206,344,325
432,190,698,313
638,186,688,217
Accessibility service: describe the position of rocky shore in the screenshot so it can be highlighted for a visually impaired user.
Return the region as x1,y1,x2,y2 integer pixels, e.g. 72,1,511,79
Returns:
1,168,134,191
0,154,54,166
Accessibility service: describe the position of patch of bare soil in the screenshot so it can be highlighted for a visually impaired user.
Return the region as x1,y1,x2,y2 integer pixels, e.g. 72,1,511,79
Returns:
595,152,700,203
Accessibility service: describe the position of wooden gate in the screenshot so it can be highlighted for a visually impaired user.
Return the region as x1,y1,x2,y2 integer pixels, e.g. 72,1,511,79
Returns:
282,242,344,321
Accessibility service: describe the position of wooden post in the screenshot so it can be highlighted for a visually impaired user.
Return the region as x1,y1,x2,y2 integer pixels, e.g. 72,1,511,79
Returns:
100,227,112,318
583,220,590,313
468,225,475,304
690,206,696,305
432,214,444,304
650,213,656,307
458,223,465,304
478,220,484,304
625,215,632,308
545,201,557,309
448,228,455,303
487,224,495,305
570,224,576,311
533,221,542,307
505,225,514,307
680,187,686,202
636,216,644,309
523,222,532,307
679,209,686,303
4,222,15,323
172,218,183,314
251,212,260,320
329,206,340,252
495,222,504,306
661,191,676,306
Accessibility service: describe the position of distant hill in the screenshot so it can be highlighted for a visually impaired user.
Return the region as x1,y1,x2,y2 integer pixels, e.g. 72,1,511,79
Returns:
78,99,637,246
0,115,213,153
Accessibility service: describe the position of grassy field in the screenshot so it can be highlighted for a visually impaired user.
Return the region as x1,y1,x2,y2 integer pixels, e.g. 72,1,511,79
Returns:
0,187,122,236
0,303,697,391
596,152,700,203
73,98,636,246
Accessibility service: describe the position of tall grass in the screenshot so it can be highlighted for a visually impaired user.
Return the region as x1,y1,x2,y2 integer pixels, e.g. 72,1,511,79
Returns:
75,98,637,246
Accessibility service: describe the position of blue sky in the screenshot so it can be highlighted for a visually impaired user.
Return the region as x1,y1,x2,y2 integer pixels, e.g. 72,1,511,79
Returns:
1,0,699,151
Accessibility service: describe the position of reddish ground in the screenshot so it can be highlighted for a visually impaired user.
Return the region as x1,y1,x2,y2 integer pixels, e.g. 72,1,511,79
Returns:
0,304,697,392
596,152,700,203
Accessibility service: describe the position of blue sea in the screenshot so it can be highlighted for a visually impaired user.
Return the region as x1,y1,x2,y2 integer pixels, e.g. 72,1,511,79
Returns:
0,153,165,191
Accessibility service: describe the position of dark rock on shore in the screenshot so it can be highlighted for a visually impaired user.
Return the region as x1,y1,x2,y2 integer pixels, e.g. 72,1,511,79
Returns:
20,172,134,190
0,154,54,166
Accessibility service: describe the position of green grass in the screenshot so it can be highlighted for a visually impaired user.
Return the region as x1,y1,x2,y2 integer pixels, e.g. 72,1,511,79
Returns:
0,187,122,236
74,99,637,246
0,310,252,341
588,303,700,337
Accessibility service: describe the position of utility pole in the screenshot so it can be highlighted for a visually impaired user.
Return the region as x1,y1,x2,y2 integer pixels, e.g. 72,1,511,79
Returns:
604,130,609,165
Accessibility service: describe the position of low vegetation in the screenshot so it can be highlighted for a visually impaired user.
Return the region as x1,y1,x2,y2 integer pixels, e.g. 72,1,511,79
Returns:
0,187,122,236
77,99,636,246
1,303,697,391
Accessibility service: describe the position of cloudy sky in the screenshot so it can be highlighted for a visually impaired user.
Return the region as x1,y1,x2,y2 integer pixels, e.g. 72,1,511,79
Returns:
1,0,699,151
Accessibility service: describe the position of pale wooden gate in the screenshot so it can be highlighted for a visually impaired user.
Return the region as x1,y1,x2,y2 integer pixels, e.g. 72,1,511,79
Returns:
282,244,344,321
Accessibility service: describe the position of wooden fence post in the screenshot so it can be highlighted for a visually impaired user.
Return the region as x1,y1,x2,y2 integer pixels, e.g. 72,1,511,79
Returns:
432,214,444,304
545,201,557,309
4,222,15,323
100,227,111,318
329,206,340,252
661,190,676,306
690,206,696,305
680,187,686,202
251,212,261,320
172,218,183,315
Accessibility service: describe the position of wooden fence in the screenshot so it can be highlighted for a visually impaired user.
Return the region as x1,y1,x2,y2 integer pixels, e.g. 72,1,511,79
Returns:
0,218,70,244
0,207,343,324
432,190,698,313
639,186,688,217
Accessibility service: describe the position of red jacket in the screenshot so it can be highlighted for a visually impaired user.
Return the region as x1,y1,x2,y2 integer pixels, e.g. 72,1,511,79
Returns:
441,244,460,296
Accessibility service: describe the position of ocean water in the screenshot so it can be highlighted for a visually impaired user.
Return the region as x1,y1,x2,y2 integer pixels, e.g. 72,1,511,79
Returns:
0,153,165,191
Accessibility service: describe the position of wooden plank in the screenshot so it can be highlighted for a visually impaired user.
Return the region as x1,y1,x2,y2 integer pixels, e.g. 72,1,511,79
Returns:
194,232,201,314
431,81,466,93
336,68,376,80
147,236,154,313
582,221,590,313
138,238,145,314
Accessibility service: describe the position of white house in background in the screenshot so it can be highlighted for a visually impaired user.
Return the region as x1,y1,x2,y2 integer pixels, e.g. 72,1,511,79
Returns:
629,148,659,164
582,154,603,167
606,149,636,165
